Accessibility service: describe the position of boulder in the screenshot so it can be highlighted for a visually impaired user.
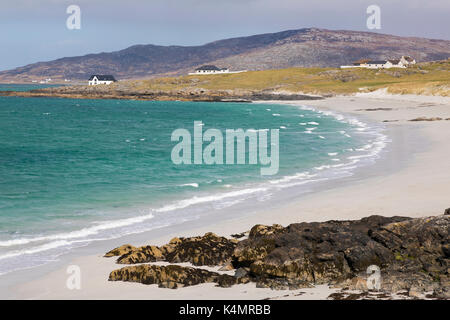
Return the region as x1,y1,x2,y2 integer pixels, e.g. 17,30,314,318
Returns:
117,245,165,264
109,264,247,289
104,244,136,257
164,232,238,266
112,232,238,266
248,224,285,238
109,264,219,288
232,215,448,292
106,214,449,296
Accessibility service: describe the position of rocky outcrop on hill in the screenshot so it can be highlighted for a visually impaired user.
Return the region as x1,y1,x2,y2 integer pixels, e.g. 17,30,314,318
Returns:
106,213,449,299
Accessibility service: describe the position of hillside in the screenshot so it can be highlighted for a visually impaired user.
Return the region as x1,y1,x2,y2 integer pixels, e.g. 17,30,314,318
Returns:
2,60,448,100
1,28,450,82
130,60,450,96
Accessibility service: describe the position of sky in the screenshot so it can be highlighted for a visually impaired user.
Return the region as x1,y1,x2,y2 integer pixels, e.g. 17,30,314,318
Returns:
0,0,449,71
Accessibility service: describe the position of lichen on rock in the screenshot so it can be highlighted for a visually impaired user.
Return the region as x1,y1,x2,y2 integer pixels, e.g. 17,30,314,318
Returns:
105,214,449,298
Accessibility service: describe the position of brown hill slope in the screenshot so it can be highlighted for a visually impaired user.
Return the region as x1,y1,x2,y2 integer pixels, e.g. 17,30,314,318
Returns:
1,28,449,82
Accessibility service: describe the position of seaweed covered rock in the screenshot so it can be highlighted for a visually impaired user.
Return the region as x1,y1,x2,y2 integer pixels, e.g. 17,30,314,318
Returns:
164,232,238,266
233,216,407,283
109,264,243,289
232,215,449,295
248,224,285,238
106,214,449,297
109,264,219,288
104,244,136,257
112,232,238,266
117,245,165,264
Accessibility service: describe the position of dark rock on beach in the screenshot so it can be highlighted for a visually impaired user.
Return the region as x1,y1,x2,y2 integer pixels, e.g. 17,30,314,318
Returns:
108,263,250,289
116,244,165,264
109,264,238,289
409,116,443,121
230,232,248,239
110,232,238,266
104,244,136,257
106,213,450,298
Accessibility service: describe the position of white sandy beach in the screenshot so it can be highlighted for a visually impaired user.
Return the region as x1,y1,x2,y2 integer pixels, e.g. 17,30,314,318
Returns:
3,92,450,300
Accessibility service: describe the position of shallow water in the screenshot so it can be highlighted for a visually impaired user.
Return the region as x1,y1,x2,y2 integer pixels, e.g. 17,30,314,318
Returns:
0,94,386,275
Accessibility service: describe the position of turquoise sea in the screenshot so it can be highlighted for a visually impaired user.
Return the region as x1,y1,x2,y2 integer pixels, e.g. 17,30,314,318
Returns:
0,83,62,92
0,85,387,275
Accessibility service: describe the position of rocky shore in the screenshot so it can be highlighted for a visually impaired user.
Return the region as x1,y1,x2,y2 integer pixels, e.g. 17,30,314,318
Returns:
105,211,449,299
0,85,324,102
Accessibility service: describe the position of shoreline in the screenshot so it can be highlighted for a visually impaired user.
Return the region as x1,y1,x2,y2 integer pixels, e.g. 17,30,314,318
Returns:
0,88,325,102
1,93,450,299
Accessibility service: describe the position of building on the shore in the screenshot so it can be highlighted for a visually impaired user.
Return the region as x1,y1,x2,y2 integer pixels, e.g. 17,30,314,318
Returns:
188,65,247,75
340,56,416,69
88,75,117,85
191,65,230,75
38,78,52,84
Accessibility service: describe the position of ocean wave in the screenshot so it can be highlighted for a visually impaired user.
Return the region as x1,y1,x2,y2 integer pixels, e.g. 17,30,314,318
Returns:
180,183,199,188
0,102,388,276
154,186,268,213
0,212,155,247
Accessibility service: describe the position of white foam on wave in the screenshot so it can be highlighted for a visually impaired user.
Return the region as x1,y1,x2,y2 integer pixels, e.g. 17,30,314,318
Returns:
154,186,268,213
269,172,316,185
180,183,199,188
0,240,72,261
271,102,389,192
0,212,155,248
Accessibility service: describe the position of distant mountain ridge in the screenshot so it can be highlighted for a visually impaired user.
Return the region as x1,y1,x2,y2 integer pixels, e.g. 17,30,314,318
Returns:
1,28,450,82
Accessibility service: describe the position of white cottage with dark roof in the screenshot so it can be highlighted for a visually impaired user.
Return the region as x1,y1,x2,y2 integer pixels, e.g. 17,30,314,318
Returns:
191,65,230,75
341,56,416,69
88,75,117,85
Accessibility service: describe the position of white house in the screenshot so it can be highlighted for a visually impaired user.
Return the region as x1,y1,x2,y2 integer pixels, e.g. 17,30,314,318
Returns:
364,60,400,69
88,75,117,85
190,65,230,75
341,56,416,69
188,65,248,75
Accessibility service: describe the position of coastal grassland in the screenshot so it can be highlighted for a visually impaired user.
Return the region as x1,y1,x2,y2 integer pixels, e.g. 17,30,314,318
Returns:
123,59,450,96
1,60,448,100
